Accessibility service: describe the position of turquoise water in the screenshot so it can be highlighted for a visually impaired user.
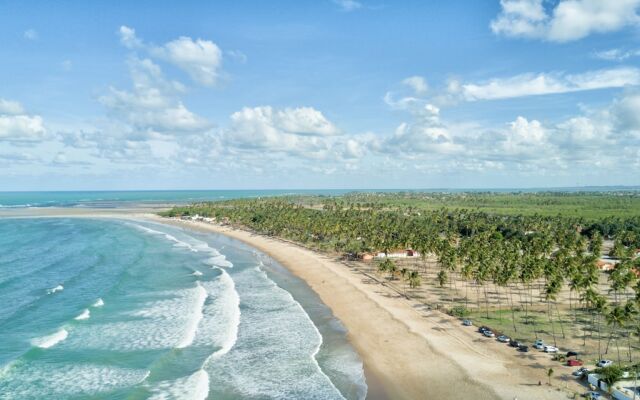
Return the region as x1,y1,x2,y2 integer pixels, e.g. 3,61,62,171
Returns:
0,218,367,399
1,187,638,208
0,190,356,208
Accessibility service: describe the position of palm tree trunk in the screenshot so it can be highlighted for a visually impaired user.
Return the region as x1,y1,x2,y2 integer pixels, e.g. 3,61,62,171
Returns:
554,303,566,339
548,301,557,347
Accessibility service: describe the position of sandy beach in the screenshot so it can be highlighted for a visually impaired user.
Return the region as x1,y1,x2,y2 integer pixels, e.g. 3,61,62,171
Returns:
154,216,577,400
1,207,578,399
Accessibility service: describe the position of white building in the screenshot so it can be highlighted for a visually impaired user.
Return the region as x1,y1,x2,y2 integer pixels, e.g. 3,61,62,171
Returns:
588,373,640,400
374,249,420,259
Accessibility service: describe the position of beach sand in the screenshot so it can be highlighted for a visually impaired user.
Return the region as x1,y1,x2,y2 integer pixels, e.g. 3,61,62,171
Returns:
1,208,577,399
156,217,575,400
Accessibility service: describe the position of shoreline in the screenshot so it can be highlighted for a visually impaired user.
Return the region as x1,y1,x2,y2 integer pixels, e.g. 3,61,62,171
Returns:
155,217,573,400
0,208,578,399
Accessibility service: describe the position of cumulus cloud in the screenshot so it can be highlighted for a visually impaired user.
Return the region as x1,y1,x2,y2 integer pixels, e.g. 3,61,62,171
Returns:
491,0,640,42
457,67,640,101
402,76,428,95
99,57,210,136
118,26,223,86
378,83,640,175
0,99,25,115
0,99,46,142
222,105,367,164
118,26,142,49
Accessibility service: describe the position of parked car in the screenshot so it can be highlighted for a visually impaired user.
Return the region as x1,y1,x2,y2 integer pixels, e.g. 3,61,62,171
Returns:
483,330,495,338
518,345,529,352
567,359,583,367
586,391,601,399
478,326,489,334
572,367,589,377
533,339,545,350
509,340,522,348
497,335,510,343
544,345,559,353
596,360,613,367
566,350,579,358
462,319,473,326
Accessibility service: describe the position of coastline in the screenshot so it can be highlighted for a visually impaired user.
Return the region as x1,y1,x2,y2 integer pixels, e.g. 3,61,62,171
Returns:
154,216,573,400
0,208,578,399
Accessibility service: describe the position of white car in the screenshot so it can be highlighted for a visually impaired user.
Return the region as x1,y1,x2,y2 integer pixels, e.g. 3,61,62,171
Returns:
597,359,613,367
544,345,559,353
497,335,510,343
533,341,545,350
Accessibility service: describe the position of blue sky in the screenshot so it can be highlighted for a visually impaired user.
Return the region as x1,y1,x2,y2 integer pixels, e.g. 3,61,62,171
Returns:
1,0,640,190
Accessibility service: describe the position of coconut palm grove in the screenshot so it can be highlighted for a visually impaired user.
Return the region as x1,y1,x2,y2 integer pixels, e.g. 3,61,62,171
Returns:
165,191,640,376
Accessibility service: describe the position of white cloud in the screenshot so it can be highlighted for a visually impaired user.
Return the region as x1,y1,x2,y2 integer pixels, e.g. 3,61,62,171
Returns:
378,85,640,174
118,26,223,86
23,29,38,41
223,106,362,163
491,0,640,42
384,102,463,156
0,99,25,115
151,37,222,86
332,0,362,12
0,99,46,142
594,48,640,61
273,107,340,136
458,67,640,101
611,91,640,132
118,26,142,49
99,57,210,136
402,76,428,95
0,115,46,142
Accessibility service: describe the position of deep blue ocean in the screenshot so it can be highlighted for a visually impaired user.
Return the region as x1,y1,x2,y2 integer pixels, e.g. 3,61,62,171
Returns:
0,218,367,399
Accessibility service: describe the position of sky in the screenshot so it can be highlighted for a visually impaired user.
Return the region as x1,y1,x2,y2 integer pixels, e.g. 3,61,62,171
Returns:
1,0,640,190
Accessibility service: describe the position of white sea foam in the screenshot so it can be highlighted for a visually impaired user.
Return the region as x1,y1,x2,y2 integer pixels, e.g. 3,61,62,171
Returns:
197,268,241,360
205,255,233,268
191,270,203,277
74,309,91,320
47,284,64,294
129,223,221,255
92,298,104,307
32,328,68,349
65,285,209,351
202,267,344,399
148,369,209,400
176,282,207,349
0,362,149,397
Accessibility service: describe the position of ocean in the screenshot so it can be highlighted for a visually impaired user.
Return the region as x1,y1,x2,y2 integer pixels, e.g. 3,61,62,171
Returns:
0,190,355,208
0,218,367,399
1,186,638,208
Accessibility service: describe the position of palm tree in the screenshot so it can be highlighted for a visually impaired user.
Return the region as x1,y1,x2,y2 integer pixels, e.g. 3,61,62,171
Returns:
544,276,562,346
623,301,638,363
588,292,608,360
408,270,421,289
605,305,627,364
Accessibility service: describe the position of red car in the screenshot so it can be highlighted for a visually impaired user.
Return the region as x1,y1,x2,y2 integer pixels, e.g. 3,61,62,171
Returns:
567,359,583,366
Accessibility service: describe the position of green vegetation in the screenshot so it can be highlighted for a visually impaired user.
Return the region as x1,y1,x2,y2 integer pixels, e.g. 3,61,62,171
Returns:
163,191,640,367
